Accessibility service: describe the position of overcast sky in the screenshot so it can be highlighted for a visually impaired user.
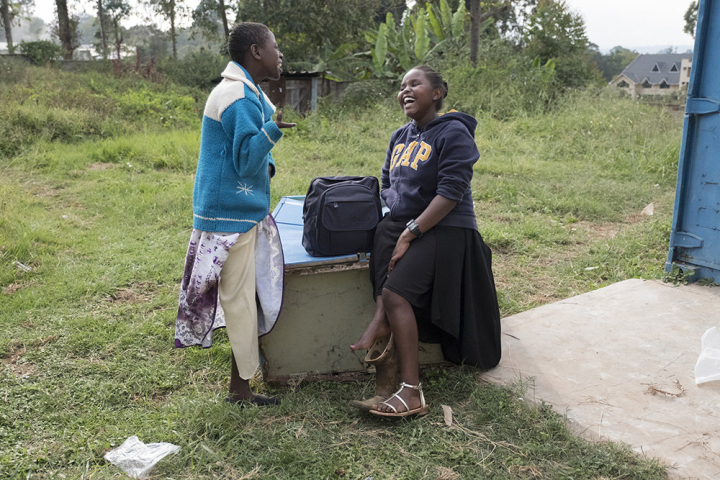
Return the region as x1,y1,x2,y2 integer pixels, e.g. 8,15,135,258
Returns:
31,0,697,53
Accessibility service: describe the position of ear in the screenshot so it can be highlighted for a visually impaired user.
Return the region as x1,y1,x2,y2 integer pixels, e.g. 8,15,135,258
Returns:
432,88,443,101
250,44,261,60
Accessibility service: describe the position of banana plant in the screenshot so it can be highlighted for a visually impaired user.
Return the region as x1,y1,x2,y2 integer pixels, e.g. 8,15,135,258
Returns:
355,1,469,80
425,0,467,48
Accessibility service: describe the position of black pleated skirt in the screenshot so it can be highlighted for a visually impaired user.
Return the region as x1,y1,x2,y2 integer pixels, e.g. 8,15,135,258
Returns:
370,216,502,370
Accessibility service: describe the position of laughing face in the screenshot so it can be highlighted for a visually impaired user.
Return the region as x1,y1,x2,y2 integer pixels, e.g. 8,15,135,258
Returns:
398,68,442,128
257,30,284,81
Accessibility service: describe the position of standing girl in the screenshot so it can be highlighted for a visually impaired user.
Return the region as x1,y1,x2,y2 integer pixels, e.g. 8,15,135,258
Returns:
351,66,501,417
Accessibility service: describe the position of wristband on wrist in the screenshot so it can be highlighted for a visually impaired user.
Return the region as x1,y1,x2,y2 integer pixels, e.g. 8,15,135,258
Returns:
406,219,423,238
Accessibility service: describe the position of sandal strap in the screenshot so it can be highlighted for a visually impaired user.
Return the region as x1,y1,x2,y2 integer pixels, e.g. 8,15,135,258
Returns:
399,382,426,408
378,382,426,413
400,382,422,391
380,397,398,413
380,390,410,413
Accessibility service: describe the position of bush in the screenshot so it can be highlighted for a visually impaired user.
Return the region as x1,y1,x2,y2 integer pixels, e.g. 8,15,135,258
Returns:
19,40,62,66
161,50,228,90
337,80,396,109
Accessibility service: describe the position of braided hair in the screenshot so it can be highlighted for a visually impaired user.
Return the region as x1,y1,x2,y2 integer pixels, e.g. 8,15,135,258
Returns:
412,65,449,110
227,22,271,65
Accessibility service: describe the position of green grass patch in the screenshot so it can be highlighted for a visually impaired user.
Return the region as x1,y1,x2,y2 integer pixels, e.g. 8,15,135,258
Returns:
0,66,678,478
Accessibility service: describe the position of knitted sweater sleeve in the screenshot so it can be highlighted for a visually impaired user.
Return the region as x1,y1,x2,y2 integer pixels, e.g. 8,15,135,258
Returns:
221,98,283,179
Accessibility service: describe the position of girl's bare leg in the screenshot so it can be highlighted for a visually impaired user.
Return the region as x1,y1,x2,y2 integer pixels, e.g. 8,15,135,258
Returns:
372,289,422,413
350,295,391,351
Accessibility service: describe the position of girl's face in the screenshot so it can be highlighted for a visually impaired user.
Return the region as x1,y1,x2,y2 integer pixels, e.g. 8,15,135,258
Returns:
398,69,442,126
256,31,284,81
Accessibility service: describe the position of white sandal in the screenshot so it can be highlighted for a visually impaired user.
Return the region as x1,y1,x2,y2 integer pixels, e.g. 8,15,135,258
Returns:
369,382,429,417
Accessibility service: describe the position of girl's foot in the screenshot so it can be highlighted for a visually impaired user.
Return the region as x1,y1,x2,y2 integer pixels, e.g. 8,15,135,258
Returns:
350,318,391,351
226,393,280,407
371,387,422,415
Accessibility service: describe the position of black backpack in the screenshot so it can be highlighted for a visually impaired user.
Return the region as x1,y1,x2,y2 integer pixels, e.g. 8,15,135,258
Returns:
302,176,383,257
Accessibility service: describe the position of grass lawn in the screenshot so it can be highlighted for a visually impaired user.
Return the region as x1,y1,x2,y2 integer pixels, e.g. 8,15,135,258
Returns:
0,65,679,478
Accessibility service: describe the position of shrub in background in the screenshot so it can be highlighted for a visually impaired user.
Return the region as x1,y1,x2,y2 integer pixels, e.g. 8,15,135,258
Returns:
161,49,228,90
19,41,62,66
336,80,396,110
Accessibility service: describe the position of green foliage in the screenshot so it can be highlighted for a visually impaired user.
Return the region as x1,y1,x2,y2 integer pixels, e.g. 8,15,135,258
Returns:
663,264,695,286
591,45,638,82
0,0,33,52
335,79,397,109
235,0,387,68
162,49,228,90
358,0,468,80
442,41,557,119
522,0,600,88
0,62,204,159
0,72,681,477
191,0,229,41
18,40,62,65
684,0,699,37
0,63,683,476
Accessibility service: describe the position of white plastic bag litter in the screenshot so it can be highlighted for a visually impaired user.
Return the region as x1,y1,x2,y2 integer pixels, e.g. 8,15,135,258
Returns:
104,436,180,479
695,327,720,385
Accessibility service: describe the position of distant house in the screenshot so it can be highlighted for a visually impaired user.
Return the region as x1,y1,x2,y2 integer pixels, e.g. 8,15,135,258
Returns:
610,53,693,98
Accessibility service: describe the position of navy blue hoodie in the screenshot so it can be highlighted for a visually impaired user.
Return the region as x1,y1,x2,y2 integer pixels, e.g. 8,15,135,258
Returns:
381,111,479,230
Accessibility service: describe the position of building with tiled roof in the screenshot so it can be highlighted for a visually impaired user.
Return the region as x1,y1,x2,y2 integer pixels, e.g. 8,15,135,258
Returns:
610,53,692,98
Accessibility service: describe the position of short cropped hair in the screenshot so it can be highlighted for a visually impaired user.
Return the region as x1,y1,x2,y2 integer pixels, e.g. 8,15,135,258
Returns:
412,65,449,110
228,22,271,65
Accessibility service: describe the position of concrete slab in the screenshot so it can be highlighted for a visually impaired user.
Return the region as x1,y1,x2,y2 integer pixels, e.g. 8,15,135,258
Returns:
483,279,720,480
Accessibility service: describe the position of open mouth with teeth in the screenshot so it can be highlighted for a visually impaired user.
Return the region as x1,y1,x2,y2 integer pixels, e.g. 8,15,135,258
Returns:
402,97,416,107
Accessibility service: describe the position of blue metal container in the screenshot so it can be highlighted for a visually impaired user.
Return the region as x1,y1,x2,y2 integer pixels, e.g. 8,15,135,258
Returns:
666,0,720,282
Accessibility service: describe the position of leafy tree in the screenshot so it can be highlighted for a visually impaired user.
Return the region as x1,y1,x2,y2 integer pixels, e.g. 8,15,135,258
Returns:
373,0,406,24
235,0,386,66
0,0,32,53
53,0,80,59
125,24,169,60
96,0,108,58
148,0,186,58
104,0,130,59
684,1,698,37
522,0,598,88
414,0,537,39
192,0,231,41
590,45,637,82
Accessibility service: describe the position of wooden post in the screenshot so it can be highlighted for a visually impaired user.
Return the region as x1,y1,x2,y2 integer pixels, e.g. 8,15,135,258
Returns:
311,76,319,111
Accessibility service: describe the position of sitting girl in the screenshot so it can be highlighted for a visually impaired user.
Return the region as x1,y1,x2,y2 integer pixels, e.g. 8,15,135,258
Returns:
351,65,502,417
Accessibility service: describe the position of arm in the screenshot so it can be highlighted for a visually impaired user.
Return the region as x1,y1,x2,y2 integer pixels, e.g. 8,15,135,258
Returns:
222,100,292,179
388,195,457,273
380,134,395,192
268,111,294,180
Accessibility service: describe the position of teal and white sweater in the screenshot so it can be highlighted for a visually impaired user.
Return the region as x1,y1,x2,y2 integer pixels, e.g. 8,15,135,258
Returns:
192,62,283,233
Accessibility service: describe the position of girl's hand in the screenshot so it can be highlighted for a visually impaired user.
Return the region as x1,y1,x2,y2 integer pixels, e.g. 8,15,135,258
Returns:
275,110,297,129
387,231,413,275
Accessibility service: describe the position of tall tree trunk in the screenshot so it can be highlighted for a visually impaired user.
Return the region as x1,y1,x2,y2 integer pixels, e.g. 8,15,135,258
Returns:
113,18,122,59
1,0,14,53
55,0,73,59
97,0,108,59
170,0,176,58
470,0,480,66
218,0,228,39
